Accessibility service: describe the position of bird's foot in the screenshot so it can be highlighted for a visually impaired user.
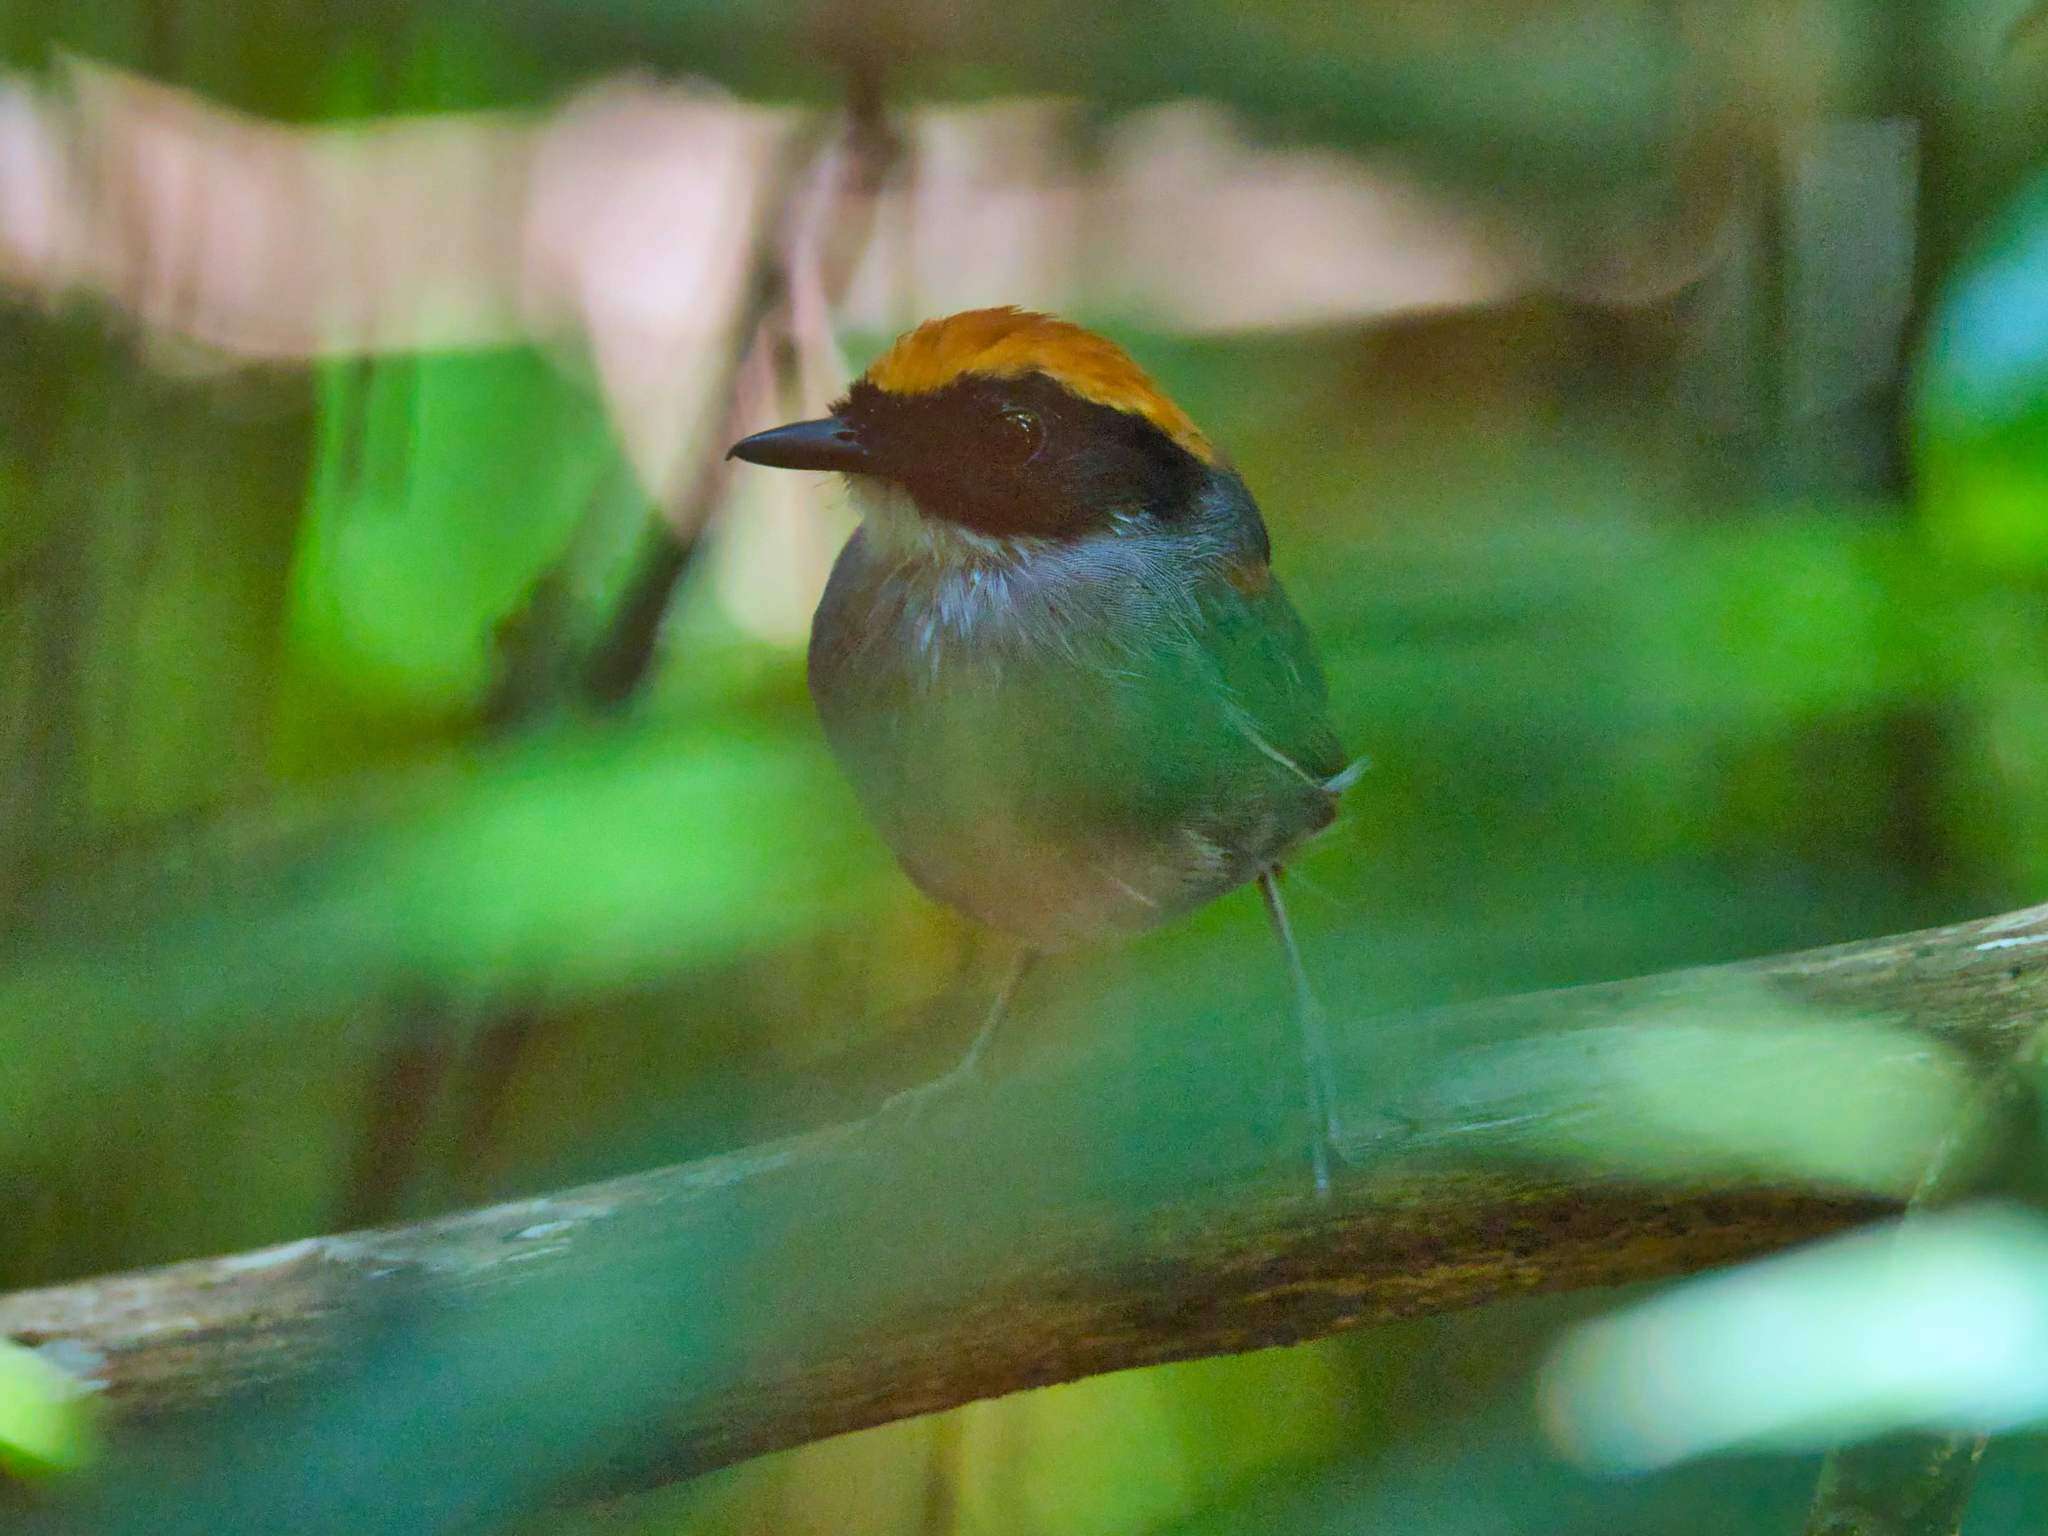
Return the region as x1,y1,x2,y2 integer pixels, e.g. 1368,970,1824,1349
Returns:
877,950,1026,1125
876,1039,991,1122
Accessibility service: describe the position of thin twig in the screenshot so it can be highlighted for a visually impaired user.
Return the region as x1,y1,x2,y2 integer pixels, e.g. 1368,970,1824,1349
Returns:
584,93,902,706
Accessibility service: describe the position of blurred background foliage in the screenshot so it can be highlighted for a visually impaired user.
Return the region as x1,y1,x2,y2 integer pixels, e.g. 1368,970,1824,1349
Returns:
12,0,2048,1531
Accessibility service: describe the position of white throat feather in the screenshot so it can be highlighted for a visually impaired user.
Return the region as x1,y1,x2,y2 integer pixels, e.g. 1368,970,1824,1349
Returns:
845,475,1051,571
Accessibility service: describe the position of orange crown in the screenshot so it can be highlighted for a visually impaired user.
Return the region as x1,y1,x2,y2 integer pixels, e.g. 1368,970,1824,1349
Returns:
861,307,1218,464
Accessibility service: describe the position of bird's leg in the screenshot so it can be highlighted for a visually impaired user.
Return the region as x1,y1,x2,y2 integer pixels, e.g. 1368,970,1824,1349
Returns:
881,945,1036,1115
954,944,1034,1079
1259,868,1338,1200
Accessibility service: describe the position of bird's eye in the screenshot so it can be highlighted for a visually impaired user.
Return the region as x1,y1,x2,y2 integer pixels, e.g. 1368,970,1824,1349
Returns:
997,407,1045,464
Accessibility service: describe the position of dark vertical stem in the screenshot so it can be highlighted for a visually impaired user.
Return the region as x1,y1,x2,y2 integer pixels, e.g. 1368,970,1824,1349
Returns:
334,1009,457,1231
1750,125,1793,497
1877,0,1938,504
580,520,708,708
578,260,779,709
585,65,903,708
454,1010,538,1202
579,130,815,709
17,521,87,897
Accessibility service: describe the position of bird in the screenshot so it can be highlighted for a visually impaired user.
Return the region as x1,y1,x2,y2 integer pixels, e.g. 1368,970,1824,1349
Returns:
729,306,1360,1193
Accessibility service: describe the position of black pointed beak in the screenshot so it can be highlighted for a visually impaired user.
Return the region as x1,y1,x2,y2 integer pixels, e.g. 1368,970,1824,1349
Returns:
726,415,871,473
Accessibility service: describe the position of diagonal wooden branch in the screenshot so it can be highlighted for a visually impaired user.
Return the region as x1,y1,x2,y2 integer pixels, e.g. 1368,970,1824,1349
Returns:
5,901,2048,1504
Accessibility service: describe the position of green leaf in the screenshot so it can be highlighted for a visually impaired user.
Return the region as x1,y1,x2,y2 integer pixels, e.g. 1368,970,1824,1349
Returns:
279,349,634,758
1917,165,2048,574
1542,1203,2048,1472
0,1339,96,1479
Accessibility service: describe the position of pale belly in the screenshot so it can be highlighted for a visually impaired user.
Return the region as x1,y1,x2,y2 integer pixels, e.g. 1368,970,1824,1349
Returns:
806,530,1337,949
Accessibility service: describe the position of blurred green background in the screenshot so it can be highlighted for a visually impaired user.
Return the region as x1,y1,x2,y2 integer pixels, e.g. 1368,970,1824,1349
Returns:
12,0,2048,1531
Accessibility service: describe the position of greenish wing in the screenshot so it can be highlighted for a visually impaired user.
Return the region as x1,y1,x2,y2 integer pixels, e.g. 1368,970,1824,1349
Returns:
1000,563,1349,842
1191,568,1351,788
